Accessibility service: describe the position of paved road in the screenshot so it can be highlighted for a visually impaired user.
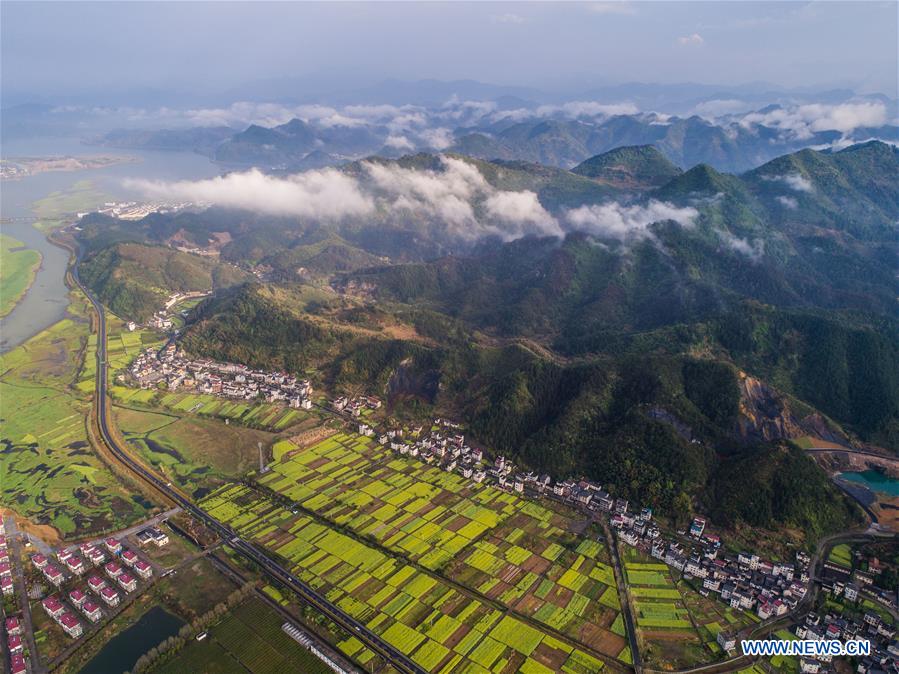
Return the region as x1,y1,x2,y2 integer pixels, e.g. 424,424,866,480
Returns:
603,520,643,674
70,250,426,674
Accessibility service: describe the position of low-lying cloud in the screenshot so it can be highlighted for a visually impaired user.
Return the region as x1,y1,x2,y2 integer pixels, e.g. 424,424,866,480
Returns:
125,157,700,244
717,230,764,261
564,201,699,241
739,101,889,139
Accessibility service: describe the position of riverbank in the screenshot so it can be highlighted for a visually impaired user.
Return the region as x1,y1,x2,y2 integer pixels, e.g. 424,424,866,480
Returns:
0,233,42,317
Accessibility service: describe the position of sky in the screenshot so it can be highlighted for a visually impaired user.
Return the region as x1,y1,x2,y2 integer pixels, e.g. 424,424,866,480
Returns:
2,1,897,104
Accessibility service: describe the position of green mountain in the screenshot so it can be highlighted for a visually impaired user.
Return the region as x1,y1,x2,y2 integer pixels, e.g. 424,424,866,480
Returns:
572,145,683,189
79,242,248,321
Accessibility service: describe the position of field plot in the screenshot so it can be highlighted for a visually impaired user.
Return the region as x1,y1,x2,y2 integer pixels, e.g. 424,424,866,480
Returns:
622,547,749,669
200,432,623,672
0,233,41,317
0,307,150,538
114,406,278,497
110,385,309,431
155,597,333,674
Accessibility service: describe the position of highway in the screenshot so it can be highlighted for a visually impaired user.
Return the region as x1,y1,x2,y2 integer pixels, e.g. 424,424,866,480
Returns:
70,251,427,674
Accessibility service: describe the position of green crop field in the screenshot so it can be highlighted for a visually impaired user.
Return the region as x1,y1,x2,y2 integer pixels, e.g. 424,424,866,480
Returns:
622,548,755,671
0,233,41,317
110,385,310,432
115,406,278,498
155,598,334,674
828,543,852,568
199,431,629,672
0,296,150,538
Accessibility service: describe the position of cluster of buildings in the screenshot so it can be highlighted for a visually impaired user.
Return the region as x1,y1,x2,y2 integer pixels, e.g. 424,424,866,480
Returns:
0,533,13,596
331,394,382,417
5,616,28,674
375,421,489,482
795,608,897,674
85,200,201,221
31,536,154,641
128,344,313,406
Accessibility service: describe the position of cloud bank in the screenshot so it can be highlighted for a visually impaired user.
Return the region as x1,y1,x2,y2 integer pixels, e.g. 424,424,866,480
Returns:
125,157,698,244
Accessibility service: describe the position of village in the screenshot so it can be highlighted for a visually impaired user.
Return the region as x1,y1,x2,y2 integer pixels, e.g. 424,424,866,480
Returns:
346,409,898,674
1,517,168,674
111,340,899,674
127,343,314,408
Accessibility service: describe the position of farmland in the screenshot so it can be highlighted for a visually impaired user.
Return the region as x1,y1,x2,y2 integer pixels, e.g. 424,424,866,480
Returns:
199,431,627,672
110,385,312,432
621,547,756,669
114,405,278,497
0,233,41,317
154,597,333,674
0,296,151,538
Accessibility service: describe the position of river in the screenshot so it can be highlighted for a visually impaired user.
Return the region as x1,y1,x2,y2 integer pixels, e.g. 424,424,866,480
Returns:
0,137,220,352
77,605,185,674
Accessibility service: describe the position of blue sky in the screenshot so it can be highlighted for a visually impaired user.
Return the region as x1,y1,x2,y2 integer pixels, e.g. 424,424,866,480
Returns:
2,1,896,101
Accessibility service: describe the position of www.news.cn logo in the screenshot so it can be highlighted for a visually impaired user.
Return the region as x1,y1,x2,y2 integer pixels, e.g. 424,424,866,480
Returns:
742,640,871,658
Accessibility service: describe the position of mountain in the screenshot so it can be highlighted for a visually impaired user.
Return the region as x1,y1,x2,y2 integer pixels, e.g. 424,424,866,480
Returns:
90,126,234,154
78,242,248,321
451,114,895,172
572,145,683,189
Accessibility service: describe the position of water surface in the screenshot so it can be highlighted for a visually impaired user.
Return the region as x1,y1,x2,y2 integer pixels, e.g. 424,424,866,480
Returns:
77,605,184,674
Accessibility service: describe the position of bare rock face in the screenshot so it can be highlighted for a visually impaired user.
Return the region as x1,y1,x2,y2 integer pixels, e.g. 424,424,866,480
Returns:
735,373,848,445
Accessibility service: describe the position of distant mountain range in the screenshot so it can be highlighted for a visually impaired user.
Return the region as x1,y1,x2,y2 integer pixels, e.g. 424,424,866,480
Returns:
89,100,897,173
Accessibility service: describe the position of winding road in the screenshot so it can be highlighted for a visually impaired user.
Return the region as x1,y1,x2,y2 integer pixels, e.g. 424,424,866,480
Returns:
70,248,427,674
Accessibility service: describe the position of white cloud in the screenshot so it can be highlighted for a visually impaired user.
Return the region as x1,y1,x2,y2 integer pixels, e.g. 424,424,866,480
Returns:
564,201,698,242
677,33,704,46
417,127,455,150
781,173,813,193
739,101,889,140
383,135,415,151
718,231,764,261
126,156,566,242
484,191,562,237
534,101,639,118
776,195,798,209
124,168,374,219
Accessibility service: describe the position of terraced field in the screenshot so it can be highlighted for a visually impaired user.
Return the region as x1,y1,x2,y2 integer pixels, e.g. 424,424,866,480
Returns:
200,432,624,673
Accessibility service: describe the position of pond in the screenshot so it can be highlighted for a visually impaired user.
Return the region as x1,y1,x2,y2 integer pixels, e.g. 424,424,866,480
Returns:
837,470,899,498
77,605,184,674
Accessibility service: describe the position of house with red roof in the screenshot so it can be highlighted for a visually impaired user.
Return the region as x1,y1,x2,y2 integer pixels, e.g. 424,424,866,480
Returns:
5,616,22,635
44,564,64,586
42,595,65,618
134,560,152,579
66,555,85,575
121,549,138,567
69,588,87,607
10,654,26,674
31,553,48,569
0,562,11,577
104,561,123,579
7,633,23,654
87,575,106,593
104,538,122,554
1,576,14,595
117,573,137,593
59,612,83,638
82,600,102,623
100,586,120,607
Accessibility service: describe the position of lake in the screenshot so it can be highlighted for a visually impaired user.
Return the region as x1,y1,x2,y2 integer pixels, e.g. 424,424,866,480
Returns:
77,605,184,674
838,470,899,498
0,137,220,352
